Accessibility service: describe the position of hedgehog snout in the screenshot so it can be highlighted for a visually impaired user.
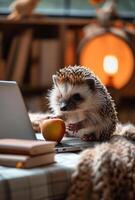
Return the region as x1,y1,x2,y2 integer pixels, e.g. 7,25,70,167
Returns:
59,99,77,112
60,100,68,111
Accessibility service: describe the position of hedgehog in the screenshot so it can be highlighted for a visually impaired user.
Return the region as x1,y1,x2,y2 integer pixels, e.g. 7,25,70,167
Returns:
30,65,120,141
48,65,118,141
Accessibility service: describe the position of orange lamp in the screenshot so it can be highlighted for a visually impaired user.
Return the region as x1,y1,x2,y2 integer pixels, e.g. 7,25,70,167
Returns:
79,32,134,89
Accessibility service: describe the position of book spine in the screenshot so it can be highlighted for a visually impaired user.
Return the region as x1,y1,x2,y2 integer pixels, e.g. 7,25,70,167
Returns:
0,154,27,168
30,39,42,87
11,29,33,83
6,36,20,80
40,39,60,87
0,33,5,80
24,153,55,168
0,148,30,155
0,145,55,156
0,153,55,168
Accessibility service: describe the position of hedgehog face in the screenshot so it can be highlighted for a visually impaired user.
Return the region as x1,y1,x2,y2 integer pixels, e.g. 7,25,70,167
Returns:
54,83,85,112
49,74,98,115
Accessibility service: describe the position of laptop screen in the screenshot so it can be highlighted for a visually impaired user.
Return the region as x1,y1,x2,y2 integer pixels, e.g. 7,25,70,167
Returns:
0,81,36,140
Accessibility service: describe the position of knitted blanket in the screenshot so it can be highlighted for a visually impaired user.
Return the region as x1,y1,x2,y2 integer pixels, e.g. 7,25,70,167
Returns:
66,133,135,200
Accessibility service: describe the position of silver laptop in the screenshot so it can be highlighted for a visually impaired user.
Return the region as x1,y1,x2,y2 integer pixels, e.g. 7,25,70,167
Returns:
0,81,36,140
0,81,94,152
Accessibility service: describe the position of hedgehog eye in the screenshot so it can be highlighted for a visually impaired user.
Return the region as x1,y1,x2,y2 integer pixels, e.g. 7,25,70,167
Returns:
72,93,83,101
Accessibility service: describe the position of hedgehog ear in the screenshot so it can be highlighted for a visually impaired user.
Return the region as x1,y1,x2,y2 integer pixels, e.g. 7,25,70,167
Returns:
52,75,59,87
86,78,95,91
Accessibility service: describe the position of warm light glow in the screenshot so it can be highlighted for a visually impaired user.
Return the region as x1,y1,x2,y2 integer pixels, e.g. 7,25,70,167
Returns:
80,33,134,89
103,55,118,75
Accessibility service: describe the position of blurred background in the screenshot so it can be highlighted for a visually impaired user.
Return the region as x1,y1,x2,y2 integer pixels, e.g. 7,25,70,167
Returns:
0,0,135,123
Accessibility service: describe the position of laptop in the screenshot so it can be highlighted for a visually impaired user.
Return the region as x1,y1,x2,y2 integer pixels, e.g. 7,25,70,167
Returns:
0,81,95,152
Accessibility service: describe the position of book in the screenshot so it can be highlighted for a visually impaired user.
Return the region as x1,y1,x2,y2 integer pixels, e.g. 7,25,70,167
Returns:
64,30,76,66
30,39,42,87
11,29,33,83
40,39,60,87
6,35,20,80
0,139,56,155
0,152,55,168
0,32,5,80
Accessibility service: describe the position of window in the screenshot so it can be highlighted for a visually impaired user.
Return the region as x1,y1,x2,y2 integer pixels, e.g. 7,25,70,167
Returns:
0,0,135,18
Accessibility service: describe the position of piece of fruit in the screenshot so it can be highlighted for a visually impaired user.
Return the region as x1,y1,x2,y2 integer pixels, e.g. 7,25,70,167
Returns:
40,118,66,143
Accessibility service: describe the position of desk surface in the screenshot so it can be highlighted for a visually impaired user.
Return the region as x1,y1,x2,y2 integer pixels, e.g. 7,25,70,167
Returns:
0,153,79,200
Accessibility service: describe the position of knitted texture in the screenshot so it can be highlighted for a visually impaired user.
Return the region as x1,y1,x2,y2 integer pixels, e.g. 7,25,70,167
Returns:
66,135,135,200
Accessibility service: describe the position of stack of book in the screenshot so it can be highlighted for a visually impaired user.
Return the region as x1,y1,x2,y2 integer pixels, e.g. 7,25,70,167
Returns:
0,139,56,168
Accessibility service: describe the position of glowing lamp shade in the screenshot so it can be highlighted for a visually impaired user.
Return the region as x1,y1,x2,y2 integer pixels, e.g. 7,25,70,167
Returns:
79,33,134,89
103,55,118,75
